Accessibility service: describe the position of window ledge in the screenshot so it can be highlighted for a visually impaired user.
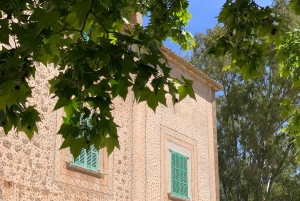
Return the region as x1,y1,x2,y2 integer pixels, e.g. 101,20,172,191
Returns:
66,162,103,178
168,193,190,201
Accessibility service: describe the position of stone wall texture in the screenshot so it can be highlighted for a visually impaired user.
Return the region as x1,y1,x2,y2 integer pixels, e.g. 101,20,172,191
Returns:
0,49,220,201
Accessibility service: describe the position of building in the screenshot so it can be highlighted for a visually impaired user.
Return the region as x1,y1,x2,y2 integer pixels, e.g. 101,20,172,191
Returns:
0,15,222,201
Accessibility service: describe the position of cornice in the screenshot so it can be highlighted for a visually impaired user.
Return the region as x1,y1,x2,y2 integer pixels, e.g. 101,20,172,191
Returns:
161,46,222,92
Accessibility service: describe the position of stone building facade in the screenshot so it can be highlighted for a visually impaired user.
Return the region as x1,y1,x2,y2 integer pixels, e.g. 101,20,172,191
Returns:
0,15,222,201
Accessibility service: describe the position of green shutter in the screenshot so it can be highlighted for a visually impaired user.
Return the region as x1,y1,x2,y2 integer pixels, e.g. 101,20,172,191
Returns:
74,149,87,168
73,146,98,171
86,146,98,171
81,28,92,41
82,32,90,41
171,151,188,199
73,116,98,171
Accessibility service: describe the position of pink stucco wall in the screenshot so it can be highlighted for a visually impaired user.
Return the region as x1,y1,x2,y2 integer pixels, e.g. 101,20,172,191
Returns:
0,49,220,200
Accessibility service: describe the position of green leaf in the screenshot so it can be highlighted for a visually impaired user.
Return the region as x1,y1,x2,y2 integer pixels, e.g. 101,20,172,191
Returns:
111,78,132,100
54,98,71,111
181,76,196,100
178,86,188,101
31,9,59,29
102,137,120,156
70,137,86,159
0,96,6,114
281,98,292,106
139,87,159,112
157,89,167,106
19,106,41,140
2,81,30,107
3,120,13,134
57,124,73,136
104,119,117,137
60,136,73,150
222,64,232,71
0,110,5,122
293,81,300,88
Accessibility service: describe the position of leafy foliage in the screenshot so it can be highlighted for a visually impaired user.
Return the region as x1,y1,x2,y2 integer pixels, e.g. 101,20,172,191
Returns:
212,0,300,161
190,26,300,201
0,0,195,157
267,165,300,201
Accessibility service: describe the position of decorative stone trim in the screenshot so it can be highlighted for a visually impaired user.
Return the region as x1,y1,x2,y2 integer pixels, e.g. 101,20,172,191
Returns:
168,193,190,201
66,162,103,178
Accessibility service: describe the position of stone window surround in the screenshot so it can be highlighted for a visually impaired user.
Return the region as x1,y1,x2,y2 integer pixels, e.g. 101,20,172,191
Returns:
59,146,109,186
166,139,193,201
59,110,107,181
54,109,112,196
65,147,104,178
168,193,190,201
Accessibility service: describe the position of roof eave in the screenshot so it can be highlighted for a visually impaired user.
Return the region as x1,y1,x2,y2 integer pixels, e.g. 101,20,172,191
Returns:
161,46,223,92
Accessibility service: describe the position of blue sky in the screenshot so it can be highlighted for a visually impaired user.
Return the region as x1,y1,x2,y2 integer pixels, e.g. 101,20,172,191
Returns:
145,0,273,56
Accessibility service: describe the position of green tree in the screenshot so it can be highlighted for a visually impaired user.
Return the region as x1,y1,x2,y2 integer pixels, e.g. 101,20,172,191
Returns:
0,0,196,157
212,0,300,154
189,26,300,201
268,165,300,201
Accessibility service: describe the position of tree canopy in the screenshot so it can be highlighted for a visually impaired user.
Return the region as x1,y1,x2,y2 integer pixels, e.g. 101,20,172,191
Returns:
190,25,300,201
0,0,196,157
2,0,300,157
190,1,300,199
211,0,300,160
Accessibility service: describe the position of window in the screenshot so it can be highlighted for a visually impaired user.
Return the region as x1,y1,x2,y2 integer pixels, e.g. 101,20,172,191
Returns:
64,116,104,178
167,140,192,201
73,28,91,41
81,28,92,41
171,151,188,199
72,116,99,171
65,145,103,178
73,145,98,171
81,31,90,41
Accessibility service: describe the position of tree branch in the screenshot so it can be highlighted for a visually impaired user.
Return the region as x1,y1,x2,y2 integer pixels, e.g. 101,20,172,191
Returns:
80,0,95,34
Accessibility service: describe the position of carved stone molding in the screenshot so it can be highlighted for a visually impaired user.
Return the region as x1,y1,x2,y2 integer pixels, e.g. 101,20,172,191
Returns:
66,162,103,178
168,193,190,201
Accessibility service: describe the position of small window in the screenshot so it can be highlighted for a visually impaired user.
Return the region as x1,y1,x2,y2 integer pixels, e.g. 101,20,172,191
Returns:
73,145,98,171
81,31,90,41
171,151,188,199
81,28,93,41
73,29,92,41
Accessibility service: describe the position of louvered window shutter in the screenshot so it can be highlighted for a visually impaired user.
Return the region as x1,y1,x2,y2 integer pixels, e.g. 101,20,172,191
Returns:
72,116,98,171
73,146,98,171
86,145,98,171
74,149,87,168
171,151,188,199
